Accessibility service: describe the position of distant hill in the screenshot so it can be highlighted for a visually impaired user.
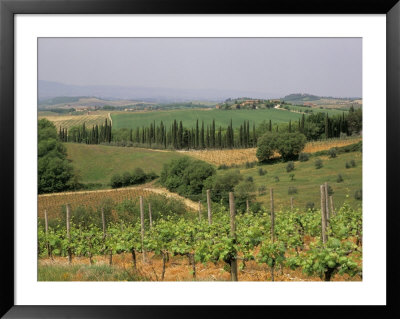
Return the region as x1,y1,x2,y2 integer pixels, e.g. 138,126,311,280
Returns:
38,80,277,103
281,93,362,109
283,93,321,102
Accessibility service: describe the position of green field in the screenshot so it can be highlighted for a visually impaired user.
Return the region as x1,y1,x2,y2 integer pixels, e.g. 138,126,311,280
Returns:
65,143,185,185
111,109,303,130
234,151,362,211
285,105,347,116
65,142,362,211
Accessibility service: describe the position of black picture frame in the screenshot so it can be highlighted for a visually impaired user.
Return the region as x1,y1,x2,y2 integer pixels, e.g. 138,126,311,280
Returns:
1,0,399,317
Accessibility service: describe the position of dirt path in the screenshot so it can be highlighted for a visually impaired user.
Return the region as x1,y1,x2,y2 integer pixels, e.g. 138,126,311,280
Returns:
141,187,198,210
108,112,113,125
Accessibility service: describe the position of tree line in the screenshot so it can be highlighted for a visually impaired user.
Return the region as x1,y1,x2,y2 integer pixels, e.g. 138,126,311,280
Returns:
58,108,362,149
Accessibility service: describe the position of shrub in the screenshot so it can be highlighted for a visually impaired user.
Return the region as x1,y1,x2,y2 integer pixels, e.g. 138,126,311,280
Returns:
326,184,334,196
110,173,123,188
286,161,295,172
350,159,356,167
315,158,323,169
354,189,362,200
234,180,257,212
258,168,266,176
203,170,243,204
146,171,158,181
218,164,229,170
273,176,280,182
298,152,310,162
306,202,315,210
289,173,295,181
258,186,267,195
245,161,256,169
130,168,147,184
122,171,132,186
160,157,216,199
336,174,344,183
288,186,298,195
345,162,351,169
246,176,254,182
328,147,337,158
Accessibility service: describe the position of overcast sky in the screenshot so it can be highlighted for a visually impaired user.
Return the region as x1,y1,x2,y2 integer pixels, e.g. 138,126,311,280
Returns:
38,38,362,98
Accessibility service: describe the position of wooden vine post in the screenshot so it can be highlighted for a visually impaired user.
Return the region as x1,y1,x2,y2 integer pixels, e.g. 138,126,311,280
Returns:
101,206,106,240
148,203,153,229
207,189,212,225
44,209,51,258
198,201,202,222
140,196,146,263
329,196,335,216
290,197,294,210
270,188,275,242
320,185,328,244
246,199,249,213
229,192,238,281
324,182,330,227
66,204,72,264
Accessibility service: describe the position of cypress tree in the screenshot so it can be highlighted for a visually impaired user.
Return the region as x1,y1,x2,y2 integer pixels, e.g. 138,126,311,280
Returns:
289,120,292,133
201,121,205,149
252,123,257,146
218,126,222,148
196,119,199,149
239,125,243,147
211,119,215,148
206,125,210,148
325,113,329,139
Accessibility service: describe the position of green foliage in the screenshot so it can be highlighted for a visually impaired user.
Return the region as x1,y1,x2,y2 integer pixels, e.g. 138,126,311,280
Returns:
160,157,216,200
258,186,267,195
294,238,360,281
256,132,277,161
273,176,280,182
256,132,307,162
289,173,295,181
288,186,298,195
328,147,337,158
337,174,344,183
258,168,266,176
298,152,310,162
305,202,315,210
38,119,75,194
286,161,295,172
354,189,362,200
109,168,158,188
204,170,243,205
315,158,323,169
38,199,361,282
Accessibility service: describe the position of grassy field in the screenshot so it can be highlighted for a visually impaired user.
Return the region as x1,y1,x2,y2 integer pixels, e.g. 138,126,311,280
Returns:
65,143,185,185
285,105,347,116
111,108,303,130
236,151,362,211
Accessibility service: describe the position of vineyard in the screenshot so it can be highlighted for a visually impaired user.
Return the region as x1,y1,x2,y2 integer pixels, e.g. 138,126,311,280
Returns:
39,112,108,130
38,187,362,282
38,187,155,220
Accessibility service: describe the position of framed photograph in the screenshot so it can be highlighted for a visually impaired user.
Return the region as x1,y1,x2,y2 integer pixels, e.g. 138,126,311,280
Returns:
1,0,399,317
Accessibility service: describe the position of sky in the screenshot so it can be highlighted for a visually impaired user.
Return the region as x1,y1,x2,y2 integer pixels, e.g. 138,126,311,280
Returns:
38,38,362,98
